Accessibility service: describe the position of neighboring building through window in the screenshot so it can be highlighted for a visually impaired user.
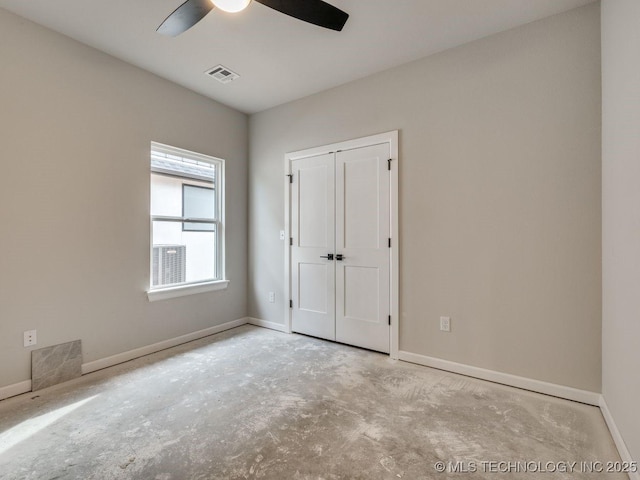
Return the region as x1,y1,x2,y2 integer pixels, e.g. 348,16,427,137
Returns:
183,184,216,232
150,142,224,292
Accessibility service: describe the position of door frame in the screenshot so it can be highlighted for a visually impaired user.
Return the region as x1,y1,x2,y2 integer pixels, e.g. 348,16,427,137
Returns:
284,131,400,359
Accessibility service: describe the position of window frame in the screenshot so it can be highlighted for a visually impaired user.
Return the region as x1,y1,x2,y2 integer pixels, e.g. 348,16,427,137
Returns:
147,142,227,301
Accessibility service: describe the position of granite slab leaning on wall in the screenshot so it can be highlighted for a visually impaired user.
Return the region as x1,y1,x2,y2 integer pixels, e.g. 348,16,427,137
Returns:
31,340,83,391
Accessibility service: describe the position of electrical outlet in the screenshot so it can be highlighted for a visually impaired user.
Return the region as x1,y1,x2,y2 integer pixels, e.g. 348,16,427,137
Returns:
440,317,451,332
24,330,37,347
268,292,275,303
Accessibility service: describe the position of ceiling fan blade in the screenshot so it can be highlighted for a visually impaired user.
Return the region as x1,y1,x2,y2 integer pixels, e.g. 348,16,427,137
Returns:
157,0,214,37
255,0,349,31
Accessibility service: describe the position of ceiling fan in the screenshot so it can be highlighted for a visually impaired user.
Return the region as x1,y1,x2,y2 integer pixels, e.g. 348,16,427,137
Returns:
157,0,349,37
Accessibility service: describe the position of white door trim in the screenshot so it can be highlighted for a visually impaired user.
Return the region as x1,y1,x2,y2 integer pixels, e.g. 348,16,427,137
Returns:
284,131,399,358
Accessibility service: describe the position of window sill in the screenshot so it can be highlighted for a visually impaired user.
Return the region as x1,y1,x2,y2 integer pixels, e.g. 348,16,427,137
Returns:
147,280,229,302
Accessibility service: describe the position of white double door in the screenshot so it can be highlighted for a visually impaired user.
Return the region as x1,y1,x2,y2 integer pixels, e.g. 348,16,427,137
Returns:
290,143,390,353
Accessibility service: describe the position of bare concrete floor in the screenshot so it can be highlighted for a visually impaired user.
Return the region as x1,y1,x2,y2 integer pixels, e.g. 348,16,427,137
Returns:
0,325,623,479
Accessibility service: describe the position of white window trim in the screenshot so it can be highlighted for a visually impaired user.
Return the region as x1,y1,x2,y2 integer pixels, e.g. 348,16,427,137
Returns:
147,142,226,301
147,280,230,302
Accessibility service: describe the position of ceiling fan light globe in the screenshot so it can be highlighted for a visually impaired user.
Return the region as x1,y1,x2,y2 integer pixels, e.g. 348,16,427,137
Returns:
211,0,251,13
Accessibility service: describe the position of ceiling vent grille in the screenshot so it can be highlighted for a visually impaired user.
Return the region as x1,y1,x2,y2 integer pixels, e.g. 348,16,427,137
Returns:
205,65,239,84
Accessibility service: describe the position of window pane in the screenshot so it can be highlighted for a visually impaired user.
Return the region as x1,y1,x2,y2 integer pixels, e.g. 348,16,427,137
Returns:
151,173,183,217
183,185,216,232
152,220,217,287
151,174,215,218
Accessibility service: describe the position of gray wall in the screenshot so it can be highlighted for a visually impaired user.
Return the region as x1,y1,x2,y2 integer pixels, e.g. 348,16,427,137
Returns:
0,9,248,388
602,0,640,462
249,4,602,392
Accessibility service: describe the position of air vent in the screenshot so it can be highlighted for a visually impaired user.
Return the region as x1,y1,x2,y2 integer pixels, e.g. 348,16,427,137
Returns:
205,65,239,84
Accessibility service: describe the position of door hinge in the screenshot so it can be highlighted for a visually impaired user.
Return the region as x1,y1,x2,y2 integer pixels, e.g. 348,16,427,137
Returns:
388,158,392,171
388,315,391,325
287,174,293,183
388,238,392,248
290,237,293,246
290,300,293,309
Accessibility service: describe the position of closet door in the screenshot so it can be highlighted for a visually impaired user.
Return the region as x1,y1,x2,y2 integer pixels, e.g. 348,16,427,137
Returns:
335,144,391,353
291,153,336,341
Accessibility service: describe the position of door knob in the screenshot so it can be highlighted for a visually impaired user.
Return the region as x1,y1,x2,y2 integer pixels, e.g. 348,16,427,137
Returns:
336,254,344,261
320,254,334,260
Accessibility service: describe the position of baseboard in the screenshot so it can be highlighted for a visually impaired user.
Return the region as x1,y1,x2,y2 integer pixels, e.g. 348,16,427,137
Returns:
247,317,289,333
398,350,600,406
81,317,249,375
0,380,32,402
600,396,639,480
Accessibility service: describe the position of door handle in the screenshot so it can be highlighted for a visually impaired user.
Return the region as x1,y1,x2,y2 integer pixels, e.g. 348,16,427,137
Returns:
320,254,334,260
336,254,344,261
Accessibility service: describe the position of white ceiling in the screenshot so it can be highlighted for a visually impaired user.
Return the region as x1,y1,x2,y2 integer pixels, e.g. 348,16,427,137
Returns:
0,0,595,114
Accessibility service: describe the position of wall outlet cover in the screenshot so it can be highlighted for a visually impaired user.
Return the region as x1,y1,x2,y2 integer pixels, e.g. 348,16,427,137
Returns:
440,316,451,332
24,330,37,347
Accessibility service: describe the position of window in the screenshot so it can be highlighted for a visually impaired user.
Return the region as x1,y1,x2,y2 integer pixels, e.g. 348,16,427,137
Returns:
148,142,227,300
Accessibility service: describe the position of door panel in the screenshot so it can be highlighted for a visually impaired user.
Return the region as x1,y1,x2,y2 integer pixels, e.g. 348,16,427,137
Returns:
299,164,331,248
343,157,380,250
343,266,379,321
291,153,335,341
298,263,329,314
335,144,390,353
